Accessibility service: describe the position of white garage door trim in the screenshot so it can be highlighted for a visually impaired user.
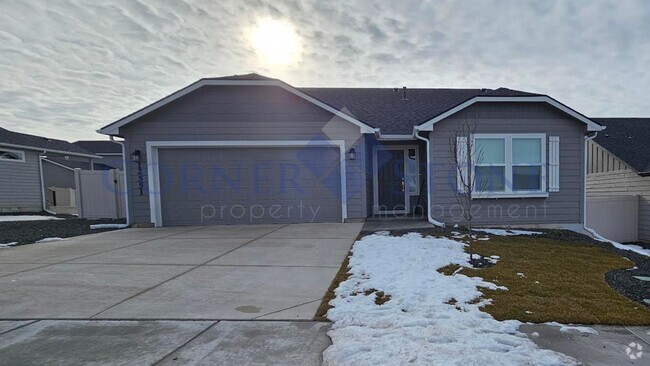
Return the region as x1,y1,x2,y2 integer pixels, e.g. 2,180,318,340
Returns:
145,140,347,227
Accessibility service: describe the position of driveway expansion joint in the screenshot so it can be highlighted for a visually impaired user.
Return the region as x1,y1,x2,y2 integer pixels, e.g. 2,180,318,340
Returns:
88,224,291,319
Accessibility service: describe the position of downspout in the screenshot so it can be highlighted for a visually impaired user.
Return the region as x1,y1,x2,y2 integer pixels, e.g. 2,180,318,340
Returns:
582,131,601,238
38,151,57,215
414,128,445,227
110,136,131,227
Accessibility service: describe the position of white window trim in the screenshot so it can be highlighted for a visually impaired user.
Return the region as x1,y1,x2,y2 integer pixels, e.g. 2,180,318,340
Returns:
145,140,347,227
472,133,547,199
372,145,419,215
0,148,26,163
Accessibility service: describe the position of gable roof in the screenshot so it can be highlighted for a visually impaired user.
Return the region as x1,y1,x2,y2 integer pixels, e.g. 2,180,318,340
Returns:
99,73,604,136
0,127,97,158
592,118,650,173
74,140,122,154
299,87,540,134
99,73,376,136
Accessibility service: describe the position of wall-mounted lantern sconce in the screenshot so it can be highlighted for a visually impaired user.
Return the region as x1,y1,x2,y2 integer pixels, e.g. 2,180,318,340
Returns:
348,148,356,160
130,150,141,163
130,150,144,196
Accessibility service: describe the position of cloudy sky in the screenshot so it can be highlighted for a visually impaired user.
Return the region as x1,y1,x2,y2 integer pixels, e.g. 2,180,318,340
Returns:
1,0,649,141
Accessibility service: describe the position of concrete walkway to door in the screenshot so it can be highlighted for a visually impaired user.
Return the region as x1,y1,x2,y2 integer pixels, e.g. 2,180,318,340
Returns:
0,223,362,320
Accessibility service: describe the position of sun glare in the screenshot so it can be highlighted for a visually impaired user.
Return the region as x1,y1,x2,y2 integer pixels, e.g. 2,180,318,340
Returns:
250,19,301,65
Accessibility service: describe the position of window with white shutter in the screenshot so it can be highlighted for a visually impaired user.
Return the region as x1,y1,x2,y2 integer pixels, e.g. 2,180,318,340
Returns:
548,136,560,192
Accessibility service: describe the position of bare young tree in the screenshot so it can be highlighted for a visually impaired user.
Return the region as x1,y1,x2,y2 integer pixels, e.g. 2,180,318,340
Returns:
448,112,486,242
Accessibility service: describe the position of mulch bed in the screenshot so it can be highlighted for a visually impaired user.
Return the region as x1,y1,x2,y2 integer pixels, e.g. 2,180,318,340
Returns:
0,213,126,246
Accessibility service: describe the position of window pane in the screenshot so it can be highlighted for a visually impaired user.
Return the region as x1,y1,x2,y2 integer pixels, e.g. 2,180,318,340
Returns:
475,138,505,164
0,151,21,160
513,166,542,190
513,138,541,164
476,166,505,192
407,150,418,194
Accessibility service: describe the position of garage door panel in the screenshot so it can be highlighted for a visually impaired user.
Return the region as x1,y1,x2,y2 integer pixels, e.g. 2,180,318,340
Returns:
158,146,342,225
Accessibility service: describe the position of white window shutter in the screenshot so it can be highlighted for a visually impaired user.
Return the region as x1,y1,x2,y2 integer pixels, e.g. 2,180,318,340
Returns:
549,136,560,192
456,136,468,192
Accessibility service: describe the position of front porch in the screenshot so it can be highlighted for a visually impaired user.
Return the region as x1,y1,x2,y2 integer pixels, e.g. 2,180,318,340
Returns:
364,136,428,218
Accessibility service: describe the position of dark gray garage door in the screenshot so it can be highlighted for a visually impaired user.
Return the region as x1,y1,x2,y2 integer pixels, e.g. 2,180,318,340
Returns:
157,147,342,226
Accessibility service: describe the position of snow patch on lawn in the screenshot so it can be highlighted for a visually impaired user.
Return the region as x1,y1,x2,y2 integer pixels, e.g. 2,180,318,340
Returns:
473,228,543,236
324,233,578,365
0,215,63,222
0,242,18,248
545,322,599,335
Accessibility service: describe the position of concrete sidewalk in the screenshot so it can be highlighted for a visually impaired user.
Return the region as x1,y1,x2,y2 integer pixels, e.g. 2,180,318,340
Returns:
520,324,650,365
0,320,330,366
0,223,362,320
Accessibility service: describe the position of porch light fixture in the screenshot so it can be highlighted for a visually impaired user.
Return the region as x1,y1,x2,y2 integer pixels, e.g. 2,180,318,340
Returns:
348,148,356,160
130,150,141,163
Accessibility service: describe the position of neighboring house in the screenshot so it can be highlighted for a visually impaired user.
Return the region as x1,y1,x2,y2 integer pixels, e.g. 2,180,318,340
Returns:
0,127,98,212
42,157,113,190
99,73,604,227
587,118,650,241
73,140,124,170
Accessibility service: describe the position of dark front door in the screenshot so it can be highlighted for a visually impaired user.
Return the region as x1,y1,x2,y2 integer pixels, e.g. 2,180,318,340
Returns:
377,149,406,212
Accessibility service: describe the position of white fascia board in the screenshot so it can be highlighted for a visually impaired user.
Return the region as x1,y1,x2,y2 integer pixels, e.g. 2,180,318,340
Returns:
415,96,606,132
0,142,100,159
100,79,376,136
375,133,415,141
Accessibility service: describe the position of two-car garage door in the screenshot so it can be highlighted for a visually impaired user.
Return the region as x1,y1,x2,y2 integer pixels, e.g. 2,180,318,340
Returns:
156,146,343,226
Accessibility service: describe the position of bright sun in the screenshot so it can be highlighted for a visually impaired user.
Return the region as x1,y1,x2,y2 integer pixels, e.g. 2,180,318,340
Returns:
250,19,301,65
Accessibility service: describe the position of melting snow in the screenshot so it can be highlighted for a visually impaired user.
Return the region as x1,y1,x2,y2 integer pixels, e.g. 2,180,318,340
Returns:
545,322,599,335
473,228,543,236
0,215,63,222
323,233,578,365
36,237,64,243
0,242,18,248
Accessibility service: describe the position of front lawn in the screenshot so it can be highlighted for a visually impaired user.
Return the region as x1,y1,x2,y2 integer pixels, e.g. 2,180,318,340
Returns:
317,229,650,364
455,235,650,325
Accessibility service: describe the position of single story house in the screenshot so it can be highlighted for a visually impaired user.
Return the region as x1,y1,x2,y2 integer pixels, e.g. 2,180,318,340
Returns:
587,118,650,242
73,140,124,170
99,73,605,227
0,127,98,212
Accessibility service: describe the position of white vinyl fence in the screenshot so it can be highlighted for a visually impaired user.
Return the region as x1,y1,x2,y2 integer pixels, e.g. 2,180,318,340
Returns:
586,195,638,242
74,169,126,219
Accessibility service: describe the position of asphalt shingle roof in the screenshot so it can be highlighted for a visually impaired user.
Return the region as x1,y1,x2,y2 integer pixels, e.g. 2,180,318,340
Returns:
592,118,650,173
298,87,542,134
0,127,95,156
73,140,122,154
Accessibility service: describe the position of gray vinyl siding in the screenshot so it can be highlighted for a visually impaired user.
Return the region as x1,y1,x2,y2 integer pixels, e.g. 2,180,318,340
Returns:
429,102,586,225
120,85,367,225
586,142,650,240
0,149,42,212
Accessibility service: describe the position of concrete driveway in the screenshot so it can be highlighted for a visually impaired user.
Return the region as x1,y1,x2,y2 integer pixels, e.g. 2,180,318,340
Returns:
0,223,362,320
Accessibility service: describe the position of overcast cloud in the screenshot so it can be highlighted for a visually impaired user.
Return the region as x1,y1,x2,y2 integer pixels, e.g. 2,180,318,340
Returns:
1,0,649,141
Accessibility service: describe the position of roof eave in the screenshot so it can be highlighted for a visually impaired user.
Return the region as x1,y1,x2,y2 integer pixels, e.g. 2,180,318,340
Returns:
0,142,100,159
99,79,377,136
415,95,605,132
